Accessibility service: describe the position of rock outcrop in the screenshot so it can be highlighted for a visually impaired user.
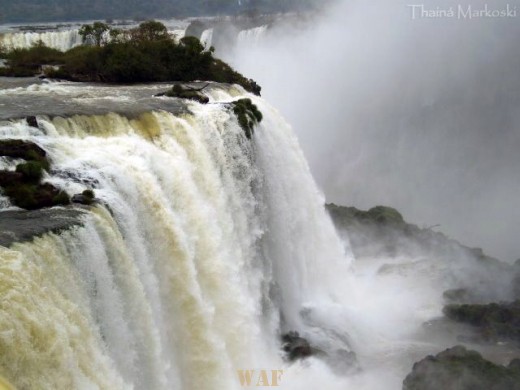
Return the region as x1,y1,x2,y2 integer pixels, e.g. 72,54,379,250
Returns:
403,346,520,390
0,139,70,210
0,208,85,247
281,331,313,361
157,84,210,104
443,301,520,344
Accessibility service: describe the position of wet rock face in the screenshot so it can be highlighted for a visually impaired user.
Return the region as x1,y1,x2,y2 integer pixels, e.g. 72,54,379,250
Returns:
443,301,520,344
0,139,47,162
0,208,85,247
0,139,70,210
26,116,38,128
71,189,96,205
280,331,360,375
156,84,210,104
403,346,520,390
281,331,313,361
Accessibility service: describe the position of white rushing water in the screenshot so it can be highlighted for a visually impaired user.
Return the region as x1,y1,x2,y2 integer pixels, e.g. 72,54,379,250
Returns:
0,29,83,51
237,25,269,46
0,84,356,389
200,28,214,51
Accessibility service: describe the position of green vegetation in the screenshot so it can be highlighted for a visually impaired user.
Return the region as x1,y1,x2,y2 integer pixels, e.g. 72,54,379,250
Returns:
0,139,49,168
0,41,63,77
81,189,95,205
0,21,261,95
15,161,45,182
230,98,263,138
0,140,70,210
78,22,110,46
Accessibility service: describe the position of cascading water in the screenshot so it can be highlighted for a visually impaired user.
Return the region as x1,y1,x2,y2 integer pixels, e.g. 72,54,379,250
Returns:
237,26,268,46
0,29,83,51
169,29,186,43
200,29,214,51
0,84,355,389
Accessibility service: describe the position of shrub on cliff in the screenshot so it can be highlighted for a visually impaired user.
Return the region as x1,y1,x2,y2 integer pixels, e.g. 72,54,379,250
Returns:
403,346,520,390
231,98,263,138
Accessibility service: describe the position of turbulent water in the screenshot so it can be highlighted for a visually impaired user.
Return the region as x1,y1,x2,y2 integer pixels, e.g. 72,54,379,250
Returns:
0,83,357,389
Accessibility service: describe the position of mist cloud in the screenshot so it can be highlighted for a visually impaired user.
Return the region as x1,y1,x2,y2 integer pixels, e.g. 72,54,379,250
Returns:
228,0,520,262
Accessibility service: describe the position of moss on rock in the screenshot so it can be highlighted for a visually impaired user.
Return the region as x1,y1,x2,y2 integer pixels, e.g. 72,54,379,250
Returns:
230,98,263,139
403,345,520,390
0,139,70,210
15,161,45,182
443,301,520,343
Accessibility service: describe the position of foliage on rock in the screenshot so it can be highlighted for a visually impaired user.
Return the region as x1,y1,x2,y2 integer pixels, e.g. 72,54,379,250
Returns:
0,139,70,210
230,98,263,139
444,301,520,343
403,346,520,390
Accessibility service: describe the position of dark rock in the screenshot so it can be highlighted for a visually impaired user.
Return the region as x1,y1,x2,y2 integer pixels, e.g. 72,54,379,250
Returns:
0,139,71,210
0,171,24,187
0,139,47,163
0,208,85,247
281,331,313,361
327,203,513,302
403,345,520,390
26,116,38,128
510,359,520,371
71,189,96,206
158,84,210,104
4,182,70,210
443,301,520,343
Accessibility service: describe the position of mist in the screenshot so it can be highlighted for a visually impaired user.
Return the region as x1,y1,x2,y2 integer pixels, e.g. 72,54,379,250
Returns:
227,0,520,262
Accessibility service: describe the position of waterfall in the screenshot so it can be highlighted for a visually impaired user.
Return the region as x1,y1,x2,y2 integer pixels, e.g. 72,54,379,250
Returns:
0,86,354,389
0,29,83,51
237,25,269,45
169,29,186,43
200,29,214,51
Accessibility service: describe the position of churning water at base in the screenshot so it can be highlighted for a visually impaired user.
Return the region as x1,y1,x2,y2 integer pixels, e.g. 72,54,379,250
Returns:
0,85,354,389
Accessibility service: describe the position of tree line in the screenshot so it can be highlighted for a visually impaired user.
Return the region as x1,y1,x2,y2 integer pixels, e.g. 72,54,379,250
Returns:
0,20,261,95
